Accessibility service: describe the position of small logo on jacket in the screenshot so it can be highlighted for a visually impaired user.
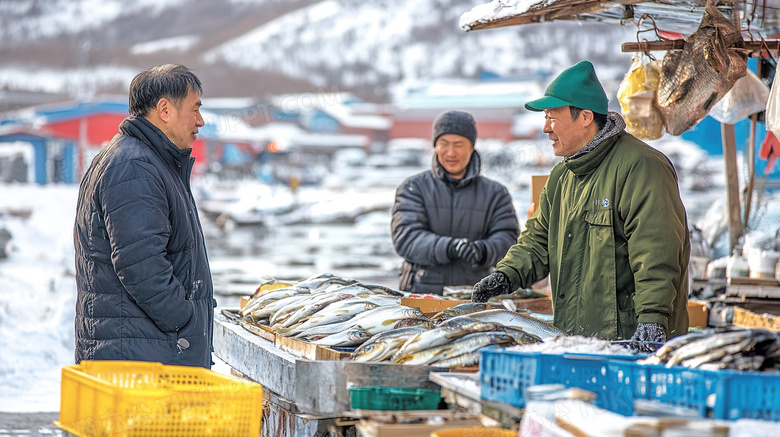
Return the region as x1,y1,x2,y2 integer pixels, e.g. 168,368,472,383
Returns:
602,198,610,208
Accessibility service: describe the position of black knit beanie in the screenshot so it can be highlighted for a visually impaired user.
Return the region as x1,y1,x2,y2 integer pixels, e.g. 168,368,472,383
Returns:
432,110,477,147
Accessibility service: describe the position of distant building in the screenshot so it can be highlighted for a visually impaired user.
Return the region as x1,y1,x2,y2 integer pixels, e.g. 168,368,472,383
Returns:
390,74,548,143
0,125,75,184
0,98,210,182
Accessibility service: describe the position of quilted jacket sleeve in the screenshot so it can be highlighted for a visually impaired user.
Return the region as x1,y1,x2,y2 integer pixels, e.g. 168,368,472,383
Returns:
100,160,194,332
391,177,456,267
495,167,561,290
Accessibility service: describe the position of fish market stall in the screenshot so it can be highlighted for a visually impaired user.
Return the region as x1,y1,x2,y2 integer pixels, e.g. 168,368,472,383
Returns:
212,273,561,435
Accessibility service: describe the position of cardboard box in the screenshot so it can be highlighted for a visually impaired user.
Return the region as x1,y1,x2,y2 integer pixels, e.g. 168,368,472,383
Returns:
687,301,709,329
530,175,549,216
400,298,465,316
354,410,483,437
511,297,553,315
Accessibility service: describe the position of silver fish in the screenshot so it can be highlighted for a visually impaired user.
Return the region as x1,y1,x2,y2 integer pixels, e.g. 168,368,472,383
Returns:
296,306,425,339
666,330,755,367
392,323,499,360
397,331,514,365
311,327,372,347
360,284,405,297
391,318,435,329
273,289,372,327
429,303,488,324
431,332,515,363
279,301,379,337
640,330,711,365
248,293,309,320
679,337,752,369
433,350,481,368
241,286,310,317
287,273,357,294
352,328,429,363
446,310,566,339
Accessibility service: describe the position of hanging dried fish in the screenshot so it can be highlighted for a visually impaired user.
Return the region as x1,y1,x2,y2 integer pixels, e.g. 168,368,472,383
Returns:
655,0,746,135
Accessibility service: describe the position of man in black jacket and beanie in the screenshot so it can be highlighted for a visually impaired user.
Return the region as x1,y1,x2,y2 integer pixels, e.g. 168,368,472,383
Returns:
391,110,520,295
73,64,213,367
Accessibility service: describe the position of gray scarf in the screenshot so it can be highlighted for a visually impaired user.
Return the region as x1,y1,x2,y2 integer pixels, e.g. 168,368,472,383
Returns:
565,112,626,162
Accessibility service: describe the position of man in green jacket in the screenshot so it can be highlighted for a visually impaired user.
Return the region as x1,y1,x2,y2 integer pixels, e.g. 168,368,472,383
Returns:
472,61,690,349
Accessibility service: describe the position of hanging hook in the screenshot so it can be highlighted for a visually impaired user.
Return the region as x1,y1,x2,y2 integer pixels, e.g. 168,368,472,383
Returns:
635,13,660,61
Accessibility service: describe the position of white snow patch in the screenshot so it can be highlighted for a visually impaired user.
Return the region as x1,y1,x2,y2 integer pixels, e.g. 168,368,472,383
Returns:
130,35,199,55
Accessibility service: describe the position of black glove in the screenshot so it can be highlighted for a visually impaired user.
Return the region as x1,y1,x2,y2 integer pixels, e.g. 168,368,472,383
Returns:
447,238,468,261
472,271,511,302
629,322,667,352
458,240,486,265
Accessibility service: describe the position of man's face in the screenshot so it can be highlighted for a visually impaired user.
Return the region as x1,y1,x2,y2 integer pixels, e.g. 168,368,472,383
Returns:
543,106,593,157
434,133,474,179
165,88,204,150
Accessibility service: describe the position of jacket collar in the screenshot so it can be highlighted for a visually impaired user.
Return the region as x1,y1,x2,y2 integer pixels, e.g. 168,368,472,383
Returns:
564,131,625,176
120,116,193,168
563,113,626,176
432,150,481,188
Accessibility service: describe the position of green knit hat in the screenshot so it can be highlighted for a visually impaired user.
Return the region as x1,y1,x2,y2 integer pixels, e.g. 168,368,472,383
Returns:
525,60,609,115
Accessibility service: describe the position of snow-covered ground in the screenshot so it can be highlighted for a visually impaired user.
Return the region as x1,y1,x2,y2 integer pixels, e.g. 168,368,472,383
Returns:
0,184,78,413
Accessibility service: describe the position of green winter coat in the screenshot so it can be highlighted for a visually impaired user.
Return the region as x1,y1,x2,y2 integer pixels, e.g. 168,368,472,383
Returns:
496,132,689,340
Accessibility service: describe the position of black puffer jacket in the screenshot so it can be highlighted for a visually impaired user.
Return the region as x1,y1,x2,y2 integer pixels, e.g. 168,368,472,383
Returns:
392,151,520,294
73,117,213,368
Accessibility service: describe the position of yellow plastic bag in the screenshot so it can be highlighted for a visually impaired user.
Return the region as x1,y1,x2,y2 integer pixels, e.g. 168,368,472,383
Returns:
617,56,664,140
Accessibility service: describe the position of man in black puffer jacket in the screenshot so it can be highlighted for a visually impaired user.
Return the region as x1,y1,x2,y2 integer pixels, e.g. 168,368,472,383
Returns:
73,64,213,368
391,111,520,295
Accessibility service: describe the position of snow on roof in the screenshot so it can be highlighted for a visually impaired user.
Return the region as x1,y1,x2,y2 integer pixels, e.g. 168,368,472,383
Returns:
200,109,303,142
460,0,548,31
319,104,391,130
292,132,369,148
202,97,260,112
396,78,544,110
200,110,368,148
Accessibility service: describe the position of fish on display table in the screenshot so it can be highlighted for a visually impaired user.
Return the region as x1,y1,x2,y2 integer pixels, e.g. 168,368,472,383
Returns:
445,309,567,339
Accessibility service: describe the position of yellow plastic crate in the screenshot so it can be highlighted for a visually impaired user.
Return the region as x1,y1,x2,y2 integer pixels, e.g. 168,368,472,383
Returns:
56,360,263,437
430,429,517,437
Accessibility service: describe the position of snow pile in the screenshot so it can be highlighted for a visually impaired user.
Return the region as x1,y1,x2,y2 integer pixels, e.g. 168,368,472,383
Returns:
0,184,79,412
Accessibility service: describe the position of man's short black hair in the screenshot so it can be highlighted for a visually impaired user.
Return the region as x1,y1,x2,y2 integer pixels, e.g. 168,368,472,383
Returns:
129,64,202,118
569,107,608,131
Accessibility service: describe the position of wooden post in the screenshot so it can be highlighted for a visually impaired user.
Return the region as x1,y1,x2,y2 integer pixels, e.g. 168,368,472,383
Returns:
745,114,756,230
722,123,742,252
744,60,762,230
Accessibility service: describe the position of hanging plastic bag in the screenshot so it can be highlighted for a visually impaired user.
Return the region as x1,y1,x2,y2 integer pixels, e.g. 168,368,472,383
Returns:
617,55,664,140
709,70,769,124
766,67,780,137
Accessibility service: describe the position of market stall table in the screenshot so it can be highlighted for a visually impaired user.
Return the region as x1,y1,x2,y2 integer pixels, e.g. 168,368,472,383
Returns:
213,311,446,434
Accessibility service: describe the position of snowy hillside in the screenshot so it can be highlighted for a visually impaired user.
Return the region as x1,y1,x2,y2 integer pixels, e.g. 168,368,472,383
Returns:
0,0,637,101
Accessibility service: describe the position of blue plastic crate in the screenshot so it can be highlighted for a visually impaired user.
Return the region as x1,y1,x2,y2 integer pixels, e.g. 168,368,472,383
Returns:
479,348,641,415
629,363,780,421
480,347,780,421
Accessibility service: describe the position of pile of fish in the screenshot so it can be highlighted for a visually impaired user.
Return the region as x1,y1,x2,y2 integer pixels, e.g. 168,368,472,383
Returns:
639,328,780,371
237,273,567,367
